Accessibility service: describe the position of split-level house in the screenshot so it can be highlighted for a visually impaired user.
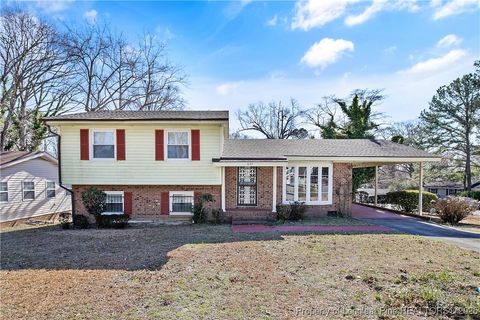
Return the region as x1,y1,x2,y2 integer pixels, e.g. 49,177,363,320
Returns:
44,110,440,222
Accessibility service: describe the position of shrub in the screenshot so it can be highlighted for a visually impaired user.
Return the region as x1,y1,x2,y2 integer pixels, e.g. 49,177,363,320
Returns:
459,190,480,201
97,214,130,228
386,190,437,213
72,214,90,229
289,201,306,220
435,197,478,224
59,212,71,229
211,208,225,224
276,204,290,221
81,187,107,224
192,202,207,223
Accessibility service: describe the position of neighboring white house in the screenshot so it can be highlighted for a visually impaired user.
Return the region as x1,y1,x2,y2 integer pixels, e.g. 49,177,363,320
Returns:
0,151,71,223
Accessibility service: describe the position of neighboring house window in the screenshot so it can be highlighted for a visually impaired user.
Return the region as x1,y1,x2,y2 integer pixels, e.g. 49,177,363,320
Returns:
104,191,124,214
0,182,8,202
428,188,438,194
167,131,189,159
283,165,332,204
237,167,257,206
46,181,56,198
23,181,35,200
169,191,194,214
92,130,115,159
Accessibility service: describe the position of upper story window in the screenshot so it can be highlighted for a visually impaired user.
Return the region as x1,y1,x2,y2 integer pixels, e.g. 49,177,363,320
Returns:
0,182,8,202
23,181,35,201
46,181,56,198
92,130,115,159
167,131,189,159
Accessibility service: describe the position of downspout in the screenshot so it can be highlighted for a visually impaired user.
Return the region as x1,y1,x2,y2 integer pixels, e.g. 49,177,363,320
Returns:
45,123,75,218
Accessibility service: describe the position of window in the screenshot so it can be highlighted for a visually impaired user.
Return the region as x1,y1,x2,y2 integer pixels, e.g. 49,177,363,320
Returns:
104,192,123,214
0,182,8,202
428,188,438,194
167,131,189,159
237,167,257,206
46,181,56,198
169,191,194,214
285,167,295,201
23,181,35,200
283,165,332,204
92,130,115,159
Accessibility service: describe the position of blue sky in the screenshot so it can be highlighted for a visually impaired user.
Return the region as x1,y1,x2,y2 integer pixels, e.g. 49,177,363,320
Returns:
11,0,480,127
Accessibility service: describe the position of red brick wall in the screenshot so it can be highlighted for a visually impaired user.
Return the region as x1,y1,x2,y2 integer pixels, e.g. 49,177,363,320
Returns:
72,185,221,220
225,164,352,218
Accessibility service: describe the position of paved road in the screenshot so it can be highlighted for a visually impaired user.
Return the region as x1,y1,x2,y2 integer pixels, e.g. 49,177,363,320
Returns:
352,204,480,253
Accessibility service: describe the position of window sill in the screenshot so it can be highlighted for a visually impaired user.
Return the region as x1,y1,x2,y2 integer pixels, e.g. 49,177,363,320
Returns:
102,212,124,215
169,212,193,216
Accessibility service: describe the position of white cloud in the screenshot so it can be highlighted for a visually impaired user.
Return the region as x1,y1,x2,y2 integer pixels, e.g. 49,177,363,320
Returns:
83,9,97,24
266,14,278,27
345,0,387,26
436,34,462,48
399,49,467,74
301,38,354,69
291,0,358,30
223,0,252,20
432,0,480,20
384,46,397,54
216,82,242,96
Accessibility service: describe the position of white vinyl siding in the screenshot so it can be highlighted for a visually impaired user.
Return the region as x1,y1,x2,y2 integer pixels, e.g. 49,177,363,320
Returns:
58,123,224,185
0,158,71,222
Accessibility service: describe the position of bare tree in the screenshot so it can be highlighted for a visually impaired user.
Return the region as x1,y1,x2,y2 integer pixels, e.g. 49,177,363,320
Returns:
1,9,74,151
63,25,186,111
237,99,307,139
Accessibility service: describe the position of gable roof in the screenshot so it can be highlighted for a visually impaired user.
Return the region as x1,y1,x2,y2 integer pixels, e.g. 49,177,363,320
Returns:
0,151,57,168
217,139,439,161
43,110,229,122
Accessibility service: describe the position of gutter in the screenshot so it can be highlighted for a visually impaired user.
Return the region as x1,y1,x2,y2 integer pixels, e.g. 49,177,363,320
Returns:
45,123,76,219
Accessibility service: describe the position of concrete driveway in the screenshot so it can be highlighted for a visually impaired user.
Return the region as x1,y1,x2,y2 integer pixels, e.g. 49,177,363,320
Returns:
352,204,480,253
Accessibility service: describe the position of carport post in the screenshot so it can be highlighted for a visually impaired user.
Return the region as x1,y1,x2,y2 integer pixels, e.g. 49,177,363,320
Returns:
419,162,423,216
374,166,378,206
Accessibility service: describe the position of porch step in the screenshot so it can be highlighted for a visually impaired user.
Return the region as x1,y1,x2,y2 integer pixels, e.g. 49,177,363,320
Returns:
228,208,276,225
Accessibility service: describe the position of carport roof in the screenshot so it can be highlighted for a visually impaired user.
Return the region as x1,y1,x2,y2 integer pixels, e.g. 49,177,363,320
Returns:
214,139,440,165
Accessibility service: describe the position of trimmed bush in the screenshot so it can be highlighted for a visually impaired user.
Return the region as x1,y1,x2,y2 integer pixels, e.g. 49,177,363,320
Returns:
59,212,71,229
73,214,89,229
211,208,225,224
386,190,437,213
81,187,107,225
276,204,290,221
193,193,214,224
435,197,478,224
459,190,480,201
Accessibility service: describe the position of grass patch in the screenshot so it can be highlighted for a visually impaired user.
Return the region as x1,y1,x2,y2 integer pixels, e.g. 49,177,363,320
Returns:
1,223,479,319
276,216,368,226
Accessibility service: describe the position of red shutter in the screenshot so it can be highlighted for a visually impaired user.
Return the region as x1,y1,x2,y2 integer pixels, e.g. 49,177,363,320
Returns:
124,192,132,216
161,192,169,215
191,129,200,161
116,129,126,160
80,129,89,160
155,130,164,161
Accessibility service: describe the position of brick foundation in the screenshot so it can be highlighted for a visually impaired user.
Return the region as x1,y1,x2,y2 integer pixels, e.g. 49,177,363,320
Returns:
72,185,221,221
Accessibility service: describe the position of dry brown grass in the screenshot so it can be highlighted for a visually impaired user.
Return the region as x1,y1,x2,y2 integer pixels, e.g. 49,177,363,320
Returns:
1,224,479,319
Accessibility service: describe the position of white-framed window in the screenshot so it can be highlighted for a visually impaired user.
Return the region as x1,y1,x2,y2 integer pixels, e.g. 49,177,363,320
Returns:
22,181,35,201
91,129,116,160
169,191,194,214
0,182,8,202
283,164,333,205
166,130,190,160
46,181,56,198
104,191,124,214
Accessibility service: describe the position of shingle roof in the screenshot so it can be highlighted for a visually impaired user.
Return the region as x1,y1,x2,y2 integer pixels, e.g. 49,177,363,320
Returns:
43,110,229,121
218,139,439,160
0,151,56,166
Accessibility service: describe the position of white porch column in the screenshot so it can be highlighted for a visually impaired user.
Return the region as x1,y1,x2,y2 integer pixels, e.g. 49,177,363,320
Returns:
272,166,277,212
374,166,378,206
419,162,423,216
221,166,226,211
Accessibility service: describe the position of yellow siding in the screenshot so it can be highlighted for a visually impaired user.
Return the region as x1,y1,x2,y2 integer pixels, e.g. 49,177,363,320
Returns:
59,123,224,185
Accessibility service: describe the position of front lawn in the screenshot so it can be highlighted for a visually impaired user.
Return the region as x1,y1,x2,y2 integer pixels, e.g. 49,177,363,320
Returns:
1,224,479,319
276,216,369,226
